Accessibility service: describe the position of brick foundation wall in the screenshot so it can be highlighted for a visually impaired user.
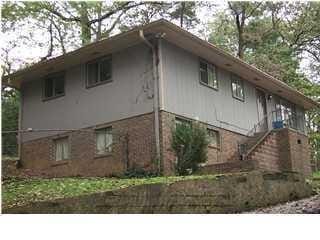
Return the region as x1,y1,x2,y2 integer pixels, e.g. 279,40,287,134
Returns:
277,128,311,176
247,132,281,172
197,160,254,175
21,113,156,177
159,111,247,175
19,111,312,177
247,128,311,176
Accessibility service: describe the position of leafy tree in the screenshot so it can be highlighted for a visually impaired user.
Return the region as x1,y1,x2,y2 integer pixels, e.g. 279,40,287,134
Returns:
209,1,320,172
1,89,19,157
118,1,206,32
226,1,264,58
171,122,209,175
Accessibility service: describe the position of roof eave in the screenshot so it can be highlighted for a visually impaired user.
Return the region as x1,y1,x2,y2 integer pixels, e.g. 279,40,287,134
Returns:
3,19,319,110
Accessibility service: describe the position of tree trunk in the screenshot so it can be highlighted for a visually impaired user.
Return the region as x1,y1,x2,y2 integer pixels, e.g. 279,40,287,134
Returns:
180,2,185,27
235,7,246,59
96,2,102,41
237,28,245,59
79,2,91,45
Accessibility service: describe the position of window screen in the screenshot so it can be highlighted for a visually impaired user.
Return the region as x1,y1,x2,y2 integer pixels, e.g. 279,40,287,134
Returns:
87,57,112,87
87,62,99,86
96,127,113,155
100,58,112,82
55,137,69,161
44,78,54,98
207,129,220,148
231,74,244,101
43,73,65,100
175,117,191,127
200,60,218,89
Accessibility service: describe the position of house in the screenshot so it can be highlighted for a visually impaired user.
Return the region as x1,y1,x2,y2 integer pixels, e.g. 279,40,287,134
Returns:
3,19,319,177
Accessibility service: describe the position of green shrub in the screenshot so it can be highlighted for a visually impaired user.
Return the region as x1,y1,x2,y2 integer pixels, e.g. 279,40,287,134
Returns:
123,168,158,178
171,121,209,175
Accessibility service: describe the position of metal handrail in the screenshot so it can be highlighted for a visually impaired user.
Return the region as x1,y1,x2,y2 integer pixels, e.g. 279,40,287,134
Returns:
238,109,306,159
246,110,306,137
271,109,306,133
246,111,273,137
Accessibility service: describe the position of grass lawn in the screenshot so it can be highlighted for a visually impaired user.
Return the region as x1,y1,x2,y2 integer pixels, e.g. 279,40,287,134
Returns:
309,171,320,194
313,171,320,179
2,175,217,209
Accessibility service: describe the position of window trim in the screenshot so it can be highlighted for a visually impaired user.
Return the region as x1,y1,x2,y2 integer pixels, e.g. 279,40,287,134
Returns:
175,116,192,128
86,55,112,89
231,74,245,102
207,128,221,150
94,126,113,157
53,136,70,162
42,72,65,101
199,59,219,91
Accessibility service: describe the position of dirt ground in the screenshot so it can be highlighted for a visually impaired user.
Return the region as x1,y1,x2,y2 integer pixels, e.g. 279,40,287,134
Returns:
245,194,320,214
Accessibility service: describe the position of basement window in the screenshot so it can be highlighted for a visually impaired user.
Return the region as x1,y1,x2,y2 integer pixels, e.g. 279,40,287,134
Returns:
231,74,245,101
175,117,191,128
95,127,113,155
199,60,218,90
43,73,65,100
87,56,112,88
207,128,220,149
54,137,70,161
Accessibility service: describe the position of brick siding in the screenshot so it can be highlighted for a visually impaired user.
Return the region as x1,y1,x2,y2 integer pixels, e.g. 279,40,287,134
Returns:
247,128,311,176
159,110,247,175
247,132,281,172
18,111,312,177
20,113,156,177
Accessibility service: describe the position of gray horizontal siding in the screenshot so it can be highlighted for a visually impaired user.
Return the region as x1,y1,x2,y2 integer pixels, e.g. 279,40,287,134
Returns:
22,44,154,141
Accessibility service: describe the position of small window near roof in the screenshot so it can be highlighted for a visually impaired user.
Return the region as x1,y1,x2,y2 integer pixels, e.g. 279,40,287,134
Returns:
54,137,70,161
43,73,65,100
87,56,112,87
95,127,113,155
199,60,218,90
207,129,220,149
231,74,244,101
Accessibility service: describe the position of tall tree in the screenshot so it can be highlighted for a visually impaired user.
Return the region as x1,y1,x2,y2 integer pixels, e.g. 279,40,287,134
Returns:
226,1,264,58
1,89,19,157
209,1,320,171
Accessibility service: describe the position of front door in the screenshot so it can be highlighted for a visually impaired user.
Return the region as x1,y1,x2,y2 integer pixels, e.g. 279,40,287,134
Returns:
256,89,268,131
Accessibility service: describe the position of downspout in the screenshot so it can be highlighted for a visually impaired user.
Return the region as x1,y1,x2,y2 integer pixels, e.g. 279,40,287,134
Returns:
139,30,161,174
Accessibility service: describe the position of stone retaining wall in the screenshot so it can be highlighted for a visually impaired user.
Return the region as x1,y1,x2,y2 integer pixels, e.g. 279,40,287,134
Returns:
3,171,313,214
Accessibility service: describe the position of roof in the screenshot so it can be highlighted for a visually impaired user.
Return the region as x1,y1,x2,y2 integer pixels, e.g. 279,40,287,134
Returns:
3,19,319,110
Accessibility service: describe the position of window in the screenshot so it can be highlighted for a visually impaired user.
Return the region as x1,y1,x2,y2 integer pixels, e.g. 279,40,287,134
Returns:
175,117,191,127
95,127,113,155
199,60,218,89
87,56,112,87
43,73,65,100
54,137,70,161
231,74,244,101
207,129,220,149
275,99,297,129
